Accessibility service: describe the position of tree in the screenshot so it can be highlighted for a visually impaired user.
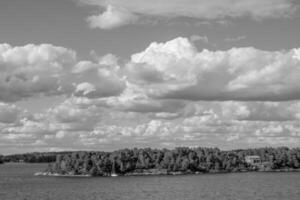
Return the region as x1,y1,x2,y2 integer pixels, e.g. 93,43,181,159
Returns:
0,155,4,164
44,147,300,176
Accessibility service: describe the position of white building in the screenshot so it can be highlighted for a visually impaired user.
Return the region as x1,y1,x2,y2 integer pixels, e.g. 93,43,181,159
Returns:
245,155,261,165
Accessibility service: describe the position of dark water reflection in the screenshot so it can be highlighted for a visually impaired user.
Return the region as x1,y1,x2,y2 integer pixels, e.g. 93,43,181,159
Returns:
1,163,300,200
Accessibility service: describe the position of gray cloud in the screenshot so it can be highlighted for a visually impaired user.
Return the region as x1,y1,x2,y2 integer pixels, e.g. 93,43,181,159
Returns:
129,37,300,102
87,5,138,29
2,38,300,153
80,0,297,29
0,103,24,124
225,36,247,42
0,44,77,102
0,44,126,102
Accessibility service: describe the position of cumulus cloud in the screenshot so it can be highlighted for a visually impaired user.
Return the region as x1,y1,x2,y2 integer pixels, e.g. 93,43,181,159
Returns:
0,43,76,102
0,103,24,124
128,37,300,101
220,101,300,122
75,82,97,97
0,44,126,102
3,38,300,153
80,0,297,29
190,35,209,43
2,97,300,152
87,5,138,29
72,61,99,74
72,55,126,98
94,82,185,113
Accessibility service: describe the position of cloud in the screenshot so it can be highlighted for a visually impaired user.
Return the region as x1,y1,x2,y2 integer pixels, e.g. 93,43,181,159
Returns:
128,37,300,101
72,61,99,74
75,82,97,97
0,43,77,102
87,5,138,29
190,35,209,43
0,103,24,124
47,97,101,129
3,38,300,153
72,55,126,98
2,97,300,152
80,0,297,29
0,44,126,102
220,101,300,121
225,36,247,42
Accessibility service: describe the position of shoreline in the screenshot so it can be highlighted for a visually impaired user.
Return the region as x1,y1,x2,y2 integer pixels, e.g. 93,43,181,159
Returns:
34,172,92,177
35,168,300,178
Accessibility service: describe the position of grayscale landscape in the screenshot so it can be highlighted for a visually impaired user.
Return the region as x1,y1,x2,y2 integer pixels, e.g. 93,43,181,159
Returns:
0,0,300,199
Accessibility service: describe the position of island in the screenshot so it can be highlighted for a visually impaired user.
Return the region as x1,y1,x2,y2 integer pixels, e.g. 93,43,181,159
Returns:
39,147,300,177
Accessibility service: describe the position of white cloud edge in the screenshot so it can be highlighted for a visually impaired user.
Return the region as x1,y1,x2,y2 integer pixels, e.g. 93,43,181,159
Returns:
80,0,298,29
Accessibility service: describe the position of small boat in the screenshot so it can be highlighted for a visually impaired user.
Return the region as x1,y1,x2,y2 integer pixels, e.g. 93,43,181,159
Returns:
111,173,118,177
34,172,47,176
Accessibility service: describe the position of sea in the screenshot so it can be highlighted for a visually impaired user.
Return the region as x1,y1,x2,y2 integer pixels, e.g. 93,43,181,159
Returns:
0,163,300,200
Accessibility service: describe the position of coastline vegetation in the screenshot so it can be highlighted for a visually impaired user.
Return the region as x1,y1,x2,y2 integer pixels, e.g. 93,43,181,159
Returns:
0,155,4,164
3,152,72,163
44,147,300,176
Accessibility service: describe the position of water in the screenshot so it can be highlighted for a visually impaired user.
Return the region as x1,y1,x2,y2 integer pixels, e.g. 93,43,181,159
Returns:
1,163,300,200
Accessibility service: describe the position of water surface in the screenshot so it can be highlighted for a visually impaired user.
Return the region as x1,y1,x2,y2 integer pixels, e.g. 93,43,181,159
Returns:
1,163,300,200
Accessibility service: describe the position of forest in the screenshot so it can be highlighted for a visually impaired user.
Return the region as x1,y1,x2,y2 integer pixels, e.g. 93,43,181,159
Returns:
3,152,73,163
45,147,300,176
0,155,4,164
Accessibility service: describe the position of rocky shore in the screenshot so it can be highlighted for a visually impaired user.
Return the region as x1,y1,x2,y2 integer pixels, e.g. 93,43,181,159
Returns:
36,167,300,178
34,172,92,177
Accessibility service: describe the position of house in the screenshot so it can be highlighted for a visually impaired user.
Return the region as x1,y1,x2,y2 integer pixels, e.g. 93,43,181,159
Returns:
245,155,261,165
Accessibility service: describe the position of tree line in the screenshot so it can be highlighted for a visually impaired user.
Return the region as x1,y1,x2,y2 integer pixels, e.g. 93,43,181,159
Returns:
0,155,4,164
3,152,73,163
45,147,300,176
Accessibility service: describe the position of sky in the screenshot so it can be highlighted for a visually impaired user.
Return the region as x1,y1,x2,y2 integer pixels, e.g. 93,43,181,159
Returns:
1,0,300,154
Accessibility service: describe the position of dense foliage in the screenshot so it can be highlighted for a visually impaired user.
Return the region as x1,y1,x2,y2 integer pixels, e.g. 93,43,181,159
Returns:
0,155,4,164
47,147,300,176
3,152,73,163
